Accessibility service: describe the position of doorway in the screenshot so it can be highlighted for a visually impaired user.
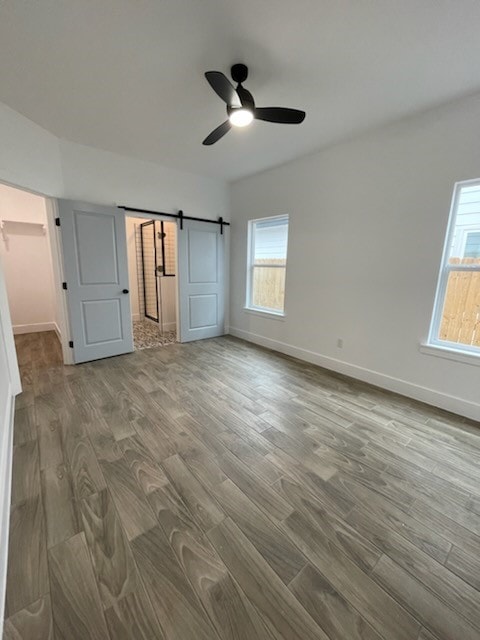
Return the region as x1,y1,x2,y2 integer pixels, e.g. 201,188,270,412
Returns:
125,215,178,350
0,183,63,375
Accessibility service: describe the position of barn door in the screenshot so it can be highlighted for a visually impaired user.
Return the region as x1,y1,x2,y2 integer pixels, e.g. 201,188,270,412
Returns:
177,219,225,342
57,200,134,363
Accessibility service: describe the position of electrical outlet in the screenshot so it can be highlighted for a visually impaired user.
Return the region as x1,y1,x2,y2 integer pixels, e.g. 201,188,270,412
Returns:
337,338,344,348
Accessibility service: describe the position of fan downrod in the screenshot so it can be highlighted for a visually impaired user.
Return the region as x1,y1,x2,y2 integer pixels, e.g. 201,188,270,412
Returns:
231,64,248,84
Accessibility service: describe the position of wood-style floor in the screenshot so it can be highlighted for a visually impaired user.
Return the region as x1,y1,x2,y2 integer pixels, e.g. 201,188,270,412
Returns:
4,330,480,640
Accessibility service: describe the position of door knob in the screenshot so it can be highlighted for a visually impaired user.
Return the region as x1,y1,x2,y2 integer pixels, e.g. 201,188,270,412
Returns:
122,289,129,294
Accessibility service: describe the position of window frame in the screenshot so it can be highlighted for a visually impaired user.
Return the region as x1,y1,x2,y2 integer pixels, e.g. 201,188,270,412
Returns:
426,179,480,358
245,214,289,317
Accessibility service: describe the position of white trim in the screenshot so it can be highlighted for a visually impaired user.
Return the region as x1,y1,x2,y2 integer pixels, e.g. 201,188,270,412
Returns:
427,179,480,349
54,322,62,342
132,313,141,322
162,321,177,331
0,260,20,396
245,214,289,315
229,326,480,422
243,307,286,321
45,199,74,365
13,321,57,335
419,342,480,367
0,389,14,631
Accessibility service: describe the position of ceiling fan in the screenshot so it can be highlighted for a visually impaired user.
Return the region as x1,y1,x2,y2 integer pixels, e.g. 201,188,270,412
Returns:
203,63,306,145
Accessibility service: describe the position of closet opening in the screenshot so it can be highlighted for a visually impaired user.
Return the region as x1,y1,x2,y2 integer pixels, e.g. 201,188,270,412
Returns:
0,183,63,374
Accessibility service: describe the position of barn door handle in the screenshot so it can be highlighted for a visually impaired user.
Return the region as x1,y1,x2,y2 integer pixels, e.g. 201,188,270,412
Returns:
122,289,129,294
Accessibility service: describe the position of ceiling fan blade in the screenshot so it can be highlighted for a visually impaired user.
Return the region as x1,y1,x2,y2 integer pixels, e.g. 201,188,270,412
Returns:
202,120,232,146
205,71,241,107
254,107,306,124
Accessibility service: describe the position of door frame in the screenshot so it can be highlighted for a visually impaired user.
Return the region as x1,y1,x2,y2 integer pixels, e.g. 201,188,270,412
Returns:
124,212,180,341
0,179,73,366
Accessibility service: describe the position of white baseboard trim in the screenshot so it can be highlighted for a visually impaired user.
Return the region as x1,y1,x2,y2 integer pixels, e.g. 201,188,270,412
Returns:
162,322,176,332
13,322,56,335
132,313,141,322
0,388,14,630
229,327,480,422
53,322,61,342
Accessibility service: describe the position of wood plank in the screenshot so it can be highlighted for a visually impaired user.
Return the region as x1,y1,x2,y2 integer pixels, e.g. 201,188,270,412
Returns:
3,595,53,640
208,517,330,640
65,436,106,499
80,488,138,608
445,545,480,591
38,417,64,470
119,435,170,494
13,406,36,446
218,449,293,522
104,587,164,640
262,426,338,480
372,554,480,640
6,496,48,616
417,629,440,640
343,485,452,564
85,414,123,462
48,532,109,640
289,563,382,640
148,482,275,640
280,509,420,640
162,454,225,532
41,463,80,548
276,479,381,573
100,457,157,540
408,500,480,558
10,440,40,504
347,505,480,630
131,526,219,640
216,430,282,485
211,478,307,584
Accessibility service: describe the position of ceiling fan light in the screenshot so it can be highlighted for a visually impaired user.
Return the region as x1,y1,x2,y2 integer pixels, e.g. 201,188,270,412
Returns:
229,108,253,127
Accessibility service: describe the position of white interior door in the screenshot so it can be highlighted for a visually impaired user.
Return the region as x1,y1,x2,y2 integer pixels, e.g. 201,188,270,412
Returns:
57,200,134,363
178,219,225,342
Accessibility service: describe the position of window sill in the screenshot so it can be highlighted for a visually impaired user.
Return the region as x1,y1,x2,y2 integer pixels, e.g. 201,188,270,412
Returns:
243,307,286,321
419,342,480,367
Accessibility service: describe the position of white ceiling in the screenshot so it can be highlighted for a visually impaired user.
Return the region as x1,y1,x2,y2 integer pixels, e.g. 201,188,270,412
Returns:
1,0,480,181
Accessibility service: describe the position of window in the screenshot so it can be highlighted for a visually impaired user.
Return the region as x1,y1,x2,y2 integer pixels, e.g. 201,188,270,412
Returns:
246,215,289,315
463,231,480,259
428,180,480,355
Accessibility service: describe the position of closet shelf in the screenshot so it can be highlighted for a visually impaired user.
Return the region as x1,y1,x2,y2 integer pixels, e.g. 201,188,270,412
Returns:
0,219,46,241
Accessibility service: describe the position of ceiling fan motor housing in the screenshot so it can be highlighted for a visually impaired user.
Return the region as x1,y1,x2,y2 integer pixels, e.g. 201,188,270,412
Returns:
231,63,249,84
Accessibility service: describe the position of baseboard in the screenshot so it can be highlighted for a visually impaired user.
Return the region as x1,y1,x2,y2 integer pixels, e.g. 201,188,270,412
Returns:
0,388,14,629
162,322,176,332
132,313,141,322
53,322,61,342
229,327,480,422
13,322,56,335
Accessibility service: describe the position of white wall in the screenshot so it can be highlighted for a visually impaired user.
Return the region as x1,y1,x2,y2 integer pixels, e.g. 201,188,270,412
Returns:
0,185,57,334
125,216,142,321
59,139,229,221
0,103,62,196
0,103,230,222
160,276,177,332
230,92,480,421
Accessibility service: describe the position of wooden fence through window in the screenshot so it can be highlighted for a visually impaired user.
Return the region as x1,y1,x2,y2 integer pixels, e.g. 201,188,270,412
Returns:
439,258,480,347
